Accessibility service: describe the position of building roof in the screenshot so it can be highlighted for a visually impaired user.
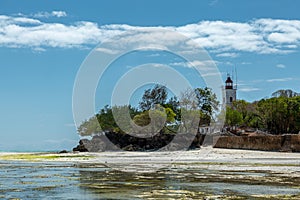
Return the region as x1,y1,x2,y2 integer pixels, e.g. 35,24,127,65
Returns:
225,76,233,83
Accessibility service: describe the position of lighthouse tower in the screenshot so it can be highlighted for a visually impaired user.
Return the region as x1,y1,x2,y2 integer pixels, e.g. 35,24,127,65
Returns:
224,74,237,106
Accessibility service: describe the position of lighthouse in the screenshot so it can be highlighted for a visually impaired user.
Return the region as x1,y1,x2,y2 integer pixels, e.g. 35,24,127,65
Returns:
224,74,237,106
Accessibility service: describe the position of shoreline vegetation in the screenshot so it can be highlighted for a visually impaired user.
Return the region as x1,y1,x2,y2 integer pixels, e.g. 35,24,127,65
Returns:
74,85,300,153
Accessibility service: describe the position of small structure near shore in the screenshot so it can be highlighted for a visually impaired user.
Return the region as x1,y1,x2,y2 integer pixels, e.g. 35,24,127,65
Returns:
223,74,237,107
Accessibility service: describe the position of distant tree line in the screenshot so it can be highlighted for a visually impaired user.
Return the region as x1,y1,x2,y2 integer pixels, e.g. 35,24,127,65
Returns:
79,86,300,136
78,85,219,136
225,89,300,134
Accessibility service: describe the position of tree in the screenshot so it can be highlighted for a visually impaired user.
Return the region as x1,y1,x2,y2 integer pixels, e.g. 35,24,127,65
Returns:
96,105,117,133
179,88,198,110
78,88,300,137
195,87,219,126
225,107,243,128
164,96,181,121
78,105,140,136
231,100,259,128
78,116,102,136
132,106,176,136
178,87,219,134
256,96,300,134
195,87,219,114
112,105,140,134
179,108,201,133
139,84,168,111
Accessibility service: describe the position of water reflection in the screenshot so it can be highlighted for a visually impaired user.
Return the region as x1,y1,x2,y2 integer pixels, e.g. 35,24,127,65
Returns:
0,161,299,199
78,164,300,199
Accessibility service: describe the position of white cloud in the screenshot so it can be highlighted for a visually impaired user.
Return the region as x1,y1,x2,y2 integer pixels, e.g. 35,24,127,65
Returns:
170,60,217,70
151,63,168,68
0,15,300,53
276,64,286,68
177,19,300,54
239,87,260,92
176,21,269,53
32,47,46,52
201,72,222,77
266,77,293,82
170,62,188,67
0,15,41,25
33,11,67,18
216,52,239,58
95,47,120,54
241,62,251,65
255,19,300,44
0,16,101,48
52,11,67,18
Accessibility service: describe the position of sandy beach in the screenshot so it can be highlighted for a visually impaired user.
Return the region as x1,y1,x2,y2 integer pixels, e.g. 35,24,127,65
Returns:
1,147,300,172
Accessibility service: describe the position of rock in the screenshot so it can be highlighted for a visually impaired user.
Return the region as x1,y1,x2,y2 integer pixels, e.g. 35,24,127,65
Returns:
59,150,68,154
123,144,143,151
161,143,184,151
74,130,227,152
73,139,89,152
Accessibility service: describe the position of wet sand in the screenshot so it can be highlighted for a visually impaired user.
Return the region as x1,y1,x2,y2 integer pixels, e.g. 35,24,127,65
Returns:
1,147,300,172
1,147,300,199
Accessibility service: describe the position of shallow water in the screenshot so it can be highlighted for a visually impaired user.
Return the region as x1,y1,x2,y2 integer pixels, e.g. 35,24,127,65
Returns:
0,161,299,199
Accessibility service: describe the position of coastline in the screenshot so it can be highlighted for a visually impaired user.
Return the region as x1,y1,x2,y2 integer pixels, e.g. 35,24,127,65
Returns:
1,147,299,171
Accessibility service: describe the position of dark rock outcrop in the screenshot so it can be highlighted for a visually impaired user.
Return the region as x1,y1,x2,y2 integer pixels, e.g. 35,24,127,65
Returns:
73,131,207,152
73,139,89,152
73,131,300,152
59,150,68,154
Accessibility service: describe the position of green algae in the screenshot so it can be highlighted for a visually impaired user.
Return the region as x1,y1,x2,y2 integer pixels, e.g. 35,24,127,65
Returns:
0,153,93,161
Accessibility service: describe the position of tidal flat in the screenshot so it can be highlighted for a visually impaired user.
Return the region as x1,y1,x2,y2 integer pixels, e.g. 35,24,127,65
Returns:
0,147,299,199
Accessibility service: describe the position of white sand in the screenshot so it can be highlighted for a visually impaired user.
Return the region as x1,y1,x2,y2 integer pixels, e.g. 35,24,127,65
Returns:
1,147,300,173
74,147,300,173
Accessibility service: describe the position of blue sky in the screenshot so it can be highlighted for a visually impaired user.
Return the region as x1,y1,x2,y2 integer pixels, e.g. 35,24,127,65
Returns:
1,0,300,151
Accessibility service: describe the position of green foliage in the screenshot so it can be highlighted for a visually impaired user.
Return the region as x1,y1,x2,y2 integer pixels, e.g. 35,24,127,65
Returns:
230,100,259,128
195,87,219,116
79,86,300,136
224,91,300,134
195,87,219,126
77,85,222,136
139,84,168,111
78,105,140,136
164,96,181,121
111,105,139,133
78,116,102,136
256,96,300,134
96,105,116,133
132,106,177,135
133,110,151,126
225,106,243,127
165,107,176,123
